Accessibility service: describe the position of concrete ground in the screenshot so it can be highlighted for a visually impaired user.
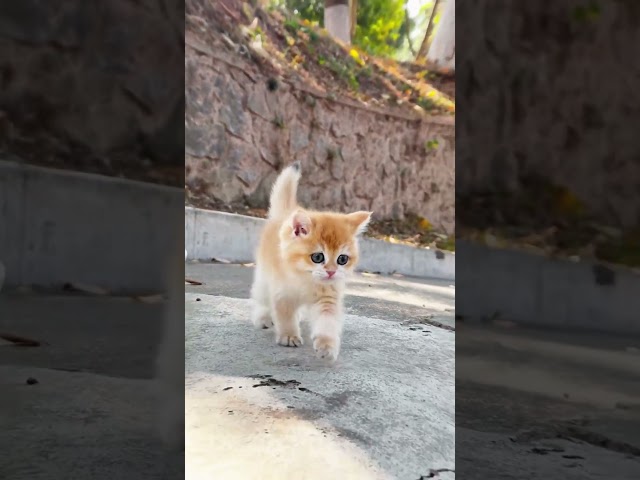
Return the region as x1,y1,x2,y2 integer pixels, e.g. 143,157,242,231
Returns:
184,263,456,480
185,263,456,329
456,323,640,479
0,293,184,480
4,260,638,479
186,263,640,479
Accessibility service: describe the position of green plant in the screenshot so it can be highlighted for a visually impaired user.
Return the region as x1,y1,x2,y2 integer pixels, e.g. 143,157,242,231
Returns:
435,235,455,251
417,97,437,111
307,28,320,43
354,0,406,57
425,139,439,149
272,0,408,58
359,65,373,78
572,1,601,22
284,18,301,33
327,57,360,91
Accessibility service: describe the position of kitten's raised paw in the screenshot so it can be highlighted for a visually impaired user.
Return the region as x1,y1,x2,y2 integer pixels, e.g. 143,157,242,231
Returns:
276,334,303,347
313,335,340,361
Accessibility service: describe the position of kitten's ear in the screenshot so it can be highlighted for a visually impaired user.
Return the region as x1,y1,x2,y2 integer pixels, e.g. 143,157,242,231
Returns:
291,209,312,237
347,211,372,236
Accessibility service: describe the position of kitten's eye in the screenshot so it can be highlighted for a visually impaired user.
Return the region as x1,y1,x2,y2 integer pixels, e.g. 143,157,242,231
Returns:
337,254,349,266
310,252,325,264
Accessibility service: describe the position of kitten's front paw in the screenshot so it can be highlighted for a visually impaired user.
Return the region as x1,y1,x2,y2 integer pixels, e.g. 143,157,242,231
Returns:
276,333,303,347
313,335,340,361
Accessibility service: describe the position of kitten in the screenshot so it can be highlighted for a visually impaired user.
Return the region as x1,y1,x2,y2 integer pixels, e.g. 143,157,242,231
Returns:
250,161,371,362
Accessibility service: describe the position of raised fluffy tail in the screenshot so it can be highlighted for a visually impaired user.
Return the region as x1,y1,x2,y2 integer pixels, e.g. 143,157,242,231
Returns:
268,161,301,219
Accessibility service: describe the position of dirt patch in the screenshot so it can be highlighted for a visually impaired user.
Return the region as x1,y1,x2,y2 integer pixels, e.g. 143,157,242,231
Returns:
189,0,454,118
457,181,640,268
366,214,455,251
0,113,183,186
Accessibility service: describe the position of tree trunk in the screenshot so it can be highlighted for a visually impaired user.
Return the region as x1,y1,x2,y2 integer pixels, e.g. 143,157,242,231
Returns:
349,0,358,40
417,0,440,59
426,0,454,70
325,0,351,44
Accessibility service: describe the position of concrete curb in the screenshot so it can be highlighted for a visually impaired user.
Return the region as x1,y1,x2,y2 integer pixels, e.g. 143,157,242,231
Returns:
456,240,640,335
0,160,182,292
185,207,455,281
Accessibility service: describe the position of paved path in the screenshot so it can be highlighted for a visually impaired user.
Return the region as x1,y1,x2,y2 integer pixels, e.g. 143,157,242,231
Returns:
185,263,456,480
186,263,640,479
5,261,634,479
0,293,183,480
456,323,640,479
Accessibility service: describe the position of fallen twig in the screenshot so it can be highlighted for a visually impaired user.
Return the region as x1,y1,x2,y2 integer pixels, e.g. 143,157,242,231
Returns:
62,283,110,295
219,1,241,21
0,333,45,347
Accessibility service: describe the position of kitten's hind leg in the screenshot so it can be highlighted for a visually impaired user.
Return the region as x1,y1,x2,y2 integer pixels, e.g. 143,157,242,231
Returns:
250,268,273,329
251,303,272,329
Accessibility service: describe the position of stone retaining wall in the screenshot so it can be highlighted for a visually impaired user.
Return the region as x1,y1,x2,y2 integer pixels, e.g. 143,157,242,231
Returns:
457,1,640,229
0,0,183,167
185,45,455,233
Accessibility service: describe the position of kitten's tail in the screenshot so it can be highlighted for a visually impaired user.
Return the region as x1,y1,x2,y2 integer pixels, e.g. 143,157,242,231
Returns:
268,161,301,219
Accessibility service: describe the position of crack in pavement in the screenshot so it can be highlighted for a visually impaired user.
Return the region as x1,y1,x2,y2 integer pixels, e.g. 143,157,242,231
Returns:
418,468,456,478
402,317,455,332
512,422,640,458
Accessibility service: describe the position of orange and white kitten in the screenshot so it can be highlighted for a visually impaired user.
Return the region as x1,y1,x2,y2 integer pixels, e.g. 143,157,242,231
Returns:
251,161,371,362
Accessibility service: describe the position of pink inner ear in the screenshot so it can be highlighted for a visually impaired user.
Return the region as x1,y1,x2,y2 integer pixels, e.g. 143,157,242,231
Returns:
292,210,310,237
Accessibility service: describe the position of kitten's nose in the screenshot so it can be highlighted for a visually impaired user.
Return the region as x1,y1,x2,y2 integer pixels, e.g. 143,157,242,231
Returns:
326,271,336,278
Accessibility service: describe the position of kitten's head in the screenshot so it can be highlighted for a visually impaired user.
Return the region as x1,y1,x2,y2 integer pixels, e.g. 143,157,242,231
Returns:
279,209,372,282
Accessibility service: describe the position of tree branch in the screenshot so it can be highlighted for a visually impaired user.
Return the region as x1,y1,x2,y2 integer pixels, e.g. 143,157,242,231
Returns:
350,0,358,40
